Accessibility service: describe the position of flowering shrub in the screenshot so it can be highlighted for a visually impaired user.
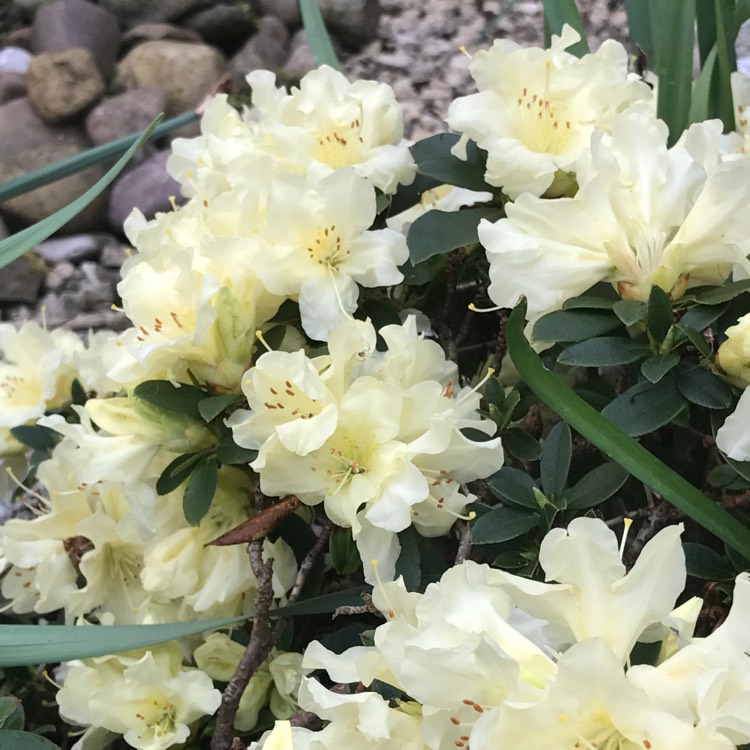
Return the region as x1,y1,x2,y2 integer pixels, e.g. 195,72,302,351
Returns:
1,8,750,750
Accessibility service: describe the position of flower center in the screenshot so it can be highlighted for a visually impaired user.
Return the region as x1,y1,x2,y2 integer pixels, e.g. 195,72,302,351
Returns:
313,119,366,168
559,712,648,750
259,378,320,420
311,433,371,495
514,86,573,155
135,700,177,740
305,223,350,270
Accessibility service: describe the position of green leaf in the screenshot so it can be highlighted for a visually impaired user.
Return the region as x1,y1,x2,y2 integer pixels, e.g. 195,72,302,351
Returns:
0,617,246,667
675,363,733,409
640,353,680,383
713,0,737,133
199,394,243,423
407,207,504,264
707,463,738,487
0,731,60,749
683,542,735,579
410,134,495,192
566,463,631,510
558,337,650,367
0,116,161,271
532,310,622,343
689,44,719,124
133,380,205,420
613,299,648,326
502,428,541,461
155,452,204,495
653,0,696,145
215,432,258,465
9,425,60,453
388,173,442,216
488,467,538,509
299,0,340,69
395,528,421,591
506,301,750,561
693,279,750,305
540,421,572,496
646,285,673,343
675,303,727,342
675,322,713,357
270,586,371,618
625,0,655,62
484,376,505,408
542,0,589,56
330,529,360,575
562,294,617,310
471,507,540,544
183,456,218,526
0,112,195,204
71,378,87,406
602,376,686,436
0,698,21,729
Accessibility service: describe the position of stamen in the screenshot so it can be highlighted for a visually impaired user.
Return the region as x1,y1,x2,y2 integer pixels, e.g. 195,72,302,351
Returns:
327,267,355,323
42,669,63,690
455,367,496,406
255,329,274,352
5,467,49,507
370,559,397,618
468,302,503,313
619,517,633,559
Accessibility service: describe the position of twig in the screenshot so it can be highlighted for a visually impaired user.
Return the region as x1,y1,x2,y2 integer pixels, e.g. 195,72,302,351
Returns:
454,520,472,564
287,520,333,605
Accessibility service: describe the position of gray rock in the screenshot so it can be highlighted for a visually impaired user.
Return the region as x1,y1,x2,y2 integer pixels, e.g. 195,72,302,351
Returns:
34,233,115,263
108,149,185,229
319,0,380,49
85,87,167,145
27,48,106,122
282,34,316,83
31,0,121,77
98,0,208,26
0,98,107,231
230,15,289,89
122,23,202,48
14,0,56,22
0,256,45,303
45,259,76,291
183,4,256,50
252,0,300,27
117,40,226,115
0,72,27,105
0,46,32,74
100,239,129,268
4,28,33,51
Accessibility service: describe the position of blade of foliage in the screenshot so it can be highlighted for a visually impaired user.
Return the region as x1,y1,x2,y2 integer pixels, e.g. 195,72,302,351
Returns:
613,299,647,326
407,207,503,264
472,506,539,544
198,393,243,422
693,279,750,304
540,421,572,496
488,467,538,509
156,452,204,495
0,117,161,271
0,617,246,667
683,542,735,579
532,309,622,343
410,133,495,192
0,731,60,749
183,455,218,526
558,337,650,367
689,44,720,124
133,380,205,420
208,496,301,545
330,529,360,575
0,112,194,204
624,0,655,62
216,431,258,465
506,302,750,559
566,463,631,510
653,0,696,145
542,0,589,56
675,363,733,409
395,529,421,591
640,353,680,383
713,0,738,133
299,0,340,69
646,285,673,343
695,1,718,66
270,586,371,618
602,376,686,435
9,425,60,453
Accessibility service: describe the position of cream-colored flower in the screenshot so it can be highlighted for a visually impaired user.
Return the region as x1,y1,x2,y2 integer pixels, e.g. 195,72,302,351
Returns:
447,25,651,199
716,312,750,387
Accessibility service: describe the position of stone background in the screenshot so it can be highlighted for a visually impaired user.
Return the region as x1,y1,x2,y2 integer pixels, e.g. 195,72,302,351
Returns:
0,0,654,332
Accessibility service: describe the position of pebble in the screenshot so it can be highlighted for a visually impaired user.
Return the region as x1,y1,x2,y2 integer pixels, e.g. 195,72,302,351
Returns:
0,46,33,74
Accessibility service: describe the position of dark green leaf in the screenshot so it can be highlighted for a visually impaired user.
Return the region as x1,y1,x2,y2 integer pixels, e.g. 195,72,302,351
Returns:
540,421,572,496
389,173,442,216
646,285,673,343
330,529,360,576
215,432,258,465
399,254,446,285
675,322,712,357
155,452,204,495
488,467,538,509
299,0,340,69
491,551,530,570
9,425,60,453
199,394,243,423
502,428,542,461
183,456,218,526
675,363,733,409
417,156,495,193
395,529,421,591
640,353,680,383
707,463,738,487
471,507,540,545
613,299,648,326
713,0,737,133
601,376,686,436
675,302,727,340
683,542,735,580
0,731,60,749
133,380,205,420
70,378,87,406
410,132,461,164
625,0,655,62
693,280,750,305
484,376,505,408
542,0,589,56
558,337,650,367
0,698,21,729
532,310,622,343
0,117,161,270
689,44,719,124
0,617,246,667
270,586,371,618
562,295,617,310
566,463,630,510
407,207,504,264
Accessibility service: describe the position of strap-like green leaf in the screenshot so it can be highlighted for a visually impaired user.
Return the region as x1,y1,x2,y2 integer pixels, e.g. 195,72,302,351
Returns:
299,0,340,69
625,0,656,63
0,111,196,204
542,0,589,56
0,116,162,271
0,617,245,668
506,301,750,559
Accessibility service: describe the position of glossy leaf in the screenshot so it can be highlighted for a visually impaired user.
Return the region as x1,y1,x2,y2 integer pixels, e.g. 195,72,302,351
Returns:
693,279,750,305
395,529,421,591
558,337,650,367
471,507,540,545
683,542,735,580
640,353,680,383
566,463,631,510
488,467,538,509
270,586,371,618
601,377,686,436
183,456,218,526
330,529,360,575
407,207,504,264
410,133,495,192
132,380,205,420
646,285,673,343
675,363,733,409
0,731,60,749
9,425,60,453
506,301,750,560
540,421,572,496
533,309,622,343
613,300,648,326
155,452,204,495
216,432,258,465
198,394,243,423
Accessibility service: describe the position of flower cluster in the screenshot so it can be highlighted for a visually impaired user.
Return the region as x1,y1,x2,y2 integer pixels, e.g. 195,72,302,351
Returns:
290,518,750,750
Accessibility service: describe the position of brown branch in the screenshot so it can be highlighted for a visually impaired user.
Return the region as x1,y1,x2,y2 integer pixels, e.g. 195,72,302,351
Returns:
287,519,333,606
454,520,473,564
